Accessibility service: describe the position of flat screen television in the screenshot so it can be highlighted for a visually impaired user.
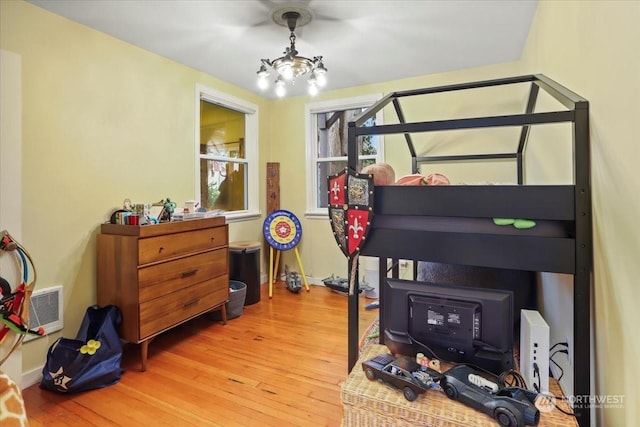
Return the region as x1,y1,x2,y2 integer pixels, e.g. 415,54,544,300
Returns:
383,278,514,374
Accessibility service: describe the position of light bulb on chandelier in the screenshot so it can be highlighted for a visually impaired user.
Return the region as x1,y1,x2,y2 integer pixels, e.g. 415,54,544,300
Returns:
307,73,319,96
275,77,286,98
256,9,328,97
257,64,270,90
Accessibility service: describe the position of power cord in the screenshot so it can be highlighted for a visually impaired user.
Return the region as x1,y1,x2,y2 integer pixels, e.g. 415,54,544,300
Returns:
497,369,527,389
549,394,575,416
386,260,400,274
549,341,569,352
550,358,565,382
550,348,569,359
546,347,576,416
532,362,541,392
549,348,568,382
406,332,442,361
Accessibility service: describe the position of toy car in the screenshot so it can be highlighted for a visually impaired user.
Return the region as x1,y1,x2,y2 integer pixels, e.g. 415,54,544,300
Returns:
439,365,540,427
362,353,442,401
321,274,373,295
322,274,353,295
285,265,302,293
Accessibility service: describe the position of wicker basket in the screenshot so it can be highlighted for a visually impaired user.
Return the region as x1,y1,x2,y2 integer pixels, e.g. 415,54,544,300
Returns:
341,344,577,427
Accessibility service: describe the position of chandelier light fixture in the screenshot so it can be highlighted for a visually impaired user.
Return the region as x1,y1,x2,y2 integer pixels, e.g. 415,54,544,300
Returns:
257,9,327,97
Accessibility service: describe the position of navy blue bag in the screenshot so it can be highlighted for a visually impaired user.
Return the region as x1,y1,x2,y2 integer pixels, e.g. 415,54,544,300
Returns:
40,305,123,393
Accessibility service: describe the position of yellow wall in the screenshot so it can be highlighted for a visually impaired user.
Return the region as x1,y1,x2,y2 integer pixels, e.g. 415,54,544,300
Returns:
2,2,639,425
520,2,640,426
0,0,270,373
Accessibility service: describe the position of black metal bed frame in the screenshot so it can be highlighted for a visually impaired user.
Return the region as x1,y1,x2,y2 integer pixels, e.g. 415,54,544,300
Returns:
345,74,592,426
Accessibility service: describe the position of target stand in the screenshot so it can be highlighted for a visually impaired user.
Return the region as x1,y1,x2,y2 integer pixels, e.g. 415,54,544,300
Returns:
263,209,310,298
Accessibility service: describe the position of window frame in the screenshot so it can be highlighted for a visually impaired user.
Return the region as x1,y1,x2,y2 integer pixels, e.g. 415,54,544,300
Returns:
195,84,260,222
304,94,384,219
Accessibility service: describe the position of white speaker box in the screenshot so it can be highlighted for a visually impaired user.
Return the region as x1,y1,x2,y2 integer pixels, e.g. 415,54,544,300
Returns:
520,309,549,393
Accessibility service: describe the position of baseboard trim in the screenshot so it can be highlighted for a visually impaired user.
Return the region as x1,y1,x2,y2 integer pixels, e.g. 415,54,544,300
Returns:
21,365,43,390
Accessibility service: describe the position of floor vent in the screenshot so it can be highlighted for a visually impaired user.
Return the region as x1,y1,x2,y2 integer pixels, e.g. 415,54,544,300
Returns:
25,285,63,342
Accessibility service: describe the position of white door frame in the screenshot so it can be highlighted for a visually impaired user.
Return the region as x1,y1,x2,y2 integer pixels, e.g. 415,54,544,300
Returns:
0,49,23,386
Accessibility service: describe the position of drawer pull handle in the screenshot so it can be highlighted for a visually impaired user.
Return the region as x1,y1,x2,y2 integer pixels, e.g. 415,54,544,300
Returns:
182,269,198,278
158,246,164,253
183,298,199,308
210,236,216,242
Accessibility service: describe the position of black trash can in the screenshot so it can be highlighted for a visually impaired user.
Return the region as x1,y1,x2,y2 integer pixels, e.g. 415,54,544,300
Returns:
229,241,261,305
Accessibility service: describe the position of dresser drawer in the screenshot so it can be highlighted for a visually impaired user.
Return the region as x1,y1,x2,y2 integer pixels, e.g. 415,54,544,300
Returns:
139,274,229,339
138,248,228,303
138,226,228,265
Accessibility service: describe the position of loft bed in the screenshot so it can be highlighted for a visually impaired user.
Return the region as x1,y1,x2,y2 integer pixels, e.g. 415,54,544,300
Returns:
345,75,592,426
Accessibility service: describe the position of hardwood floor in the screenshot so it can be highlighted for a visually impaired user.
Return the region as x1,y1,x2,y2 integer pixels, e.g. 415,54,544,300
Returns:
22,283,378,427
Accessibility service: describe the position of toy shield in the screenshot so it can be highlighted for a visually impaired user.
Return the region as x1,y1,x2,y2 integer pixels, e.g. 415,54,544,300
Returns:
327,168,374,257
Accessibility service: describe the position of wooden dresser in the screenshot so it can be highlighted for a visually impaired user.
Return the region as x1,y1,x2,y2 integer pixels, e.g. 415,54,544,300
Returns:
97,217,229,371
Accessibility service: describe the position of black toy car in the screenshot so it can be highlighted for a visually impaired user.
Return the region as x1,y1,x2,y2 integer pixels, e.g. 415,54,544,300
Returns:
362,353,442,401
439,365,540,427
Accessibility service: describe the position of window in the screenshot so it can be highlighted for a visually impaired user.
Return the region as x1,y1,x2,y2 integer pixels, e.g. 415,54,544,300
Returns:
196,85,259,221
305,94,384,218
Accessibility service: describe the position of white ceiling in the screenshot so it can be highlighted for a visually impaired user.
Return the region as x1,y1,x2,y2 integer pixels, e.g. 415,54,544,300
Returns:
28,0,539,98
